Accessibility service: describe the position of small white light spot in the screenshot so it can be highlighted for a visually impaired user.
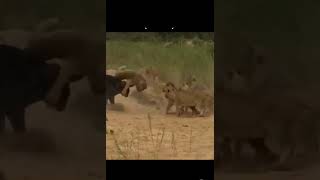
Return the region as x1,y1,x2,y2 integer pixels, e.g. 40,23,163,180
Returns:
144,26,148,30
171,26,175,30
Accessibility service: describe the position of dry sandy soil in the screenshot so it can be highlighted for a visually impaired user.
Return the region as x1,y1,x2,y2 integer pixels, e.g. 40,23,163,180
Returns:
0,80,106,179
106,87,214,160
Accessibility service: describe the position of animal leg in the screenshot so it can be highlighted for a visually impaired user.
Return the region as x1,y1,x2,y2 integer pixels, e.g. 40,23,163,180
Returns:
182,107,188,113
178,107,184,114
122,84,131,97
176,104,182,117
109,96,115,104
190,106,200,116
199,102,207,117
121,80,133,96
166,101,174,114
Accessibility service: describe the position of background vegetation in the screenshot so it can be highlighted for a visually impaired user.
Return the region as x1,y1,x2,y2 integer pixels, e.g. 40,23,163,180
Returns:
107,32,214,88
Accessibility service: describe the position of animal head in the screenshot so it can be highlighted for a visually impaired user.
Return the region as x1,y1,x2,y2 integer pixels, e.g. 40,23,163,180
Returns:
114,71,147,92
184,75,197,87
134,74,147,92
180,82,190,90
162,82,177,100
106,74,131,98
119,81,130,97
180,75,197,90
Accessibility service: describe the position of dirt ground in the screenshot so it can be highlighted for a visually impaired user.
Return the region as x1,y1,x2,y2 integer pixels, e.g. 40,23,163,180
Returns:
106,87,214,160
0,80,105,179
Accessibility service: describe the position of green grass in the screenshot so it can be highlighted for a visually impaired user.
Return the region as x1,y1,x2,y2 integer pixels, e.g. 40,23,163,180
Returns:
106,39,214,88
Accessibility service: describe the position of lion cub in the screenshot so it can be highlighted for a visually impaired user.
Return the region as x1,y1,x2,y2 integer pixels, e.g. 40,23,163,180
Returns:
163,82,213,117
162,82,199,115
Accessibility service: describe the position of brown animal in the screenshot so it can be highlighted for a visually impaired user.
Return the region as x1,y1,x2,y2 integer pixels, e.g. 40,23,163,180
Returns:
162,82,201,116
106,74,130,104
180,75,212,97
114,71,147,96
181,75,197,90
24,30,106,107
175,89,213,117
144,66,160,81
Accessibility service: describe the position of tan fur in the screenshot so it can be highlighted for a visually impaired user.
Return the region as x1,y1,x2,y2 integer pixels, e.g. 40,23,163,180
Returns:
181,75,212,96
162,82,181,114
114,71,147,96
184,75,197,88
25,30,106,107
106,69,117,76
175,89,213,117
162,82,212,117
137,67,161,87
144,67,160,81
118,65,127,71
